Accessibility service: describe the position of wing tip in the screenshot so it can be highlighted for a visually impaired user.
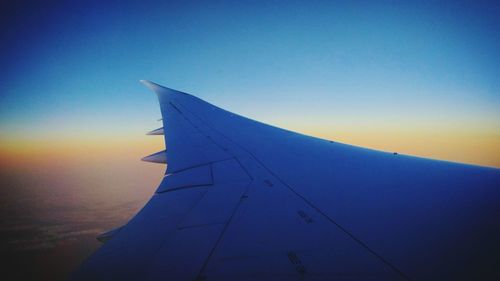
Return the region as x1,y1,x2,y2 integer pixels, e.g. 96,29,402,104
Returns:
140,80,187,97
140,79,162,92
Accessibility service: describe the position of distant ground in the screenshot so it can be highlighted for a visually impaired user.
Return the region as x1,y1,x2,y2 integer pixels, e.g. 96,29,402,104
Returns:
0,152,163,280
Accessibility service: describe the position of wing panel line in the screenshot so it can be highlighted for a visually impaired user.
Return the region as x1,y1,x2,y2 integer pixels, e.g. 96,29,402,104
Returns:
194,181,253,281
175,99,414,281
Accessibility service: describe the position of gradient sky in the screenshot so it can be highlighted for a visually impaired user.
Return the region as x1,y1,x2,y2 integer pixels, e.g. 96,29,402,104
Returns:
1,1,499,279
1,0,499,168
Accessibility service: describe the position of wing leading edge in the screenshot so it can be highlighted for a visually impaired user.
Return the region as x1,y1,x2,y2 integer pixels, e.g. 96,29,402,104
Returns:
73,81,500,281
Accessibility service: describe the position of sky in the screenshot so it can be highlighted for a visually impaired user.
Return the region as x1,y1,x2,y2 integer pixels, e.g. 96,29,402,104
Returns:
1,0,499,167
0,1,499,279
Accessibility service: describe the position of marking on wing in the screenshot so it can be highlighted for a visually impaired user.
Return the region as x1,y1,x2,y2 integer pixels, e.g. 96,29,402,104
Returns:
297,210,314,224
287,251,307,276
264,179,274,187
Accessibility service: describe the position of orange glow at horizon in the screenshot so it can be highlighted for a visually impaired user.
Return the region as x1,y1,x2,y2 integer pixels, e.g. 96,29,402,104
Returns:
1,126,499,169
303,126,500,168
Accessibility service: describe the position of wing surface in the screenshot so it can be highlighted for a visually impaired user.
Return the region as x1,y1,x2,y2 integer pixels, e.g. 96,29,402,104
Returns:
74,81,500,281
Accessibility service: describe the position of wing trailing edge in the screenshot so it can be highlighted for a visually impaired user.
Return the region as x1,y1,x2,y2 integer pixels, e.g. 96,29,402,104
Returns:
96,226,124,243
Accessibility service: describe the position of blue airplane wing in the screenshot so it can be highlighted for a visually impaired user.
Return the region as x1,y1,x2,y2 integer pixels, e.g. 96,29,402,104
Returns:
74,81,500,281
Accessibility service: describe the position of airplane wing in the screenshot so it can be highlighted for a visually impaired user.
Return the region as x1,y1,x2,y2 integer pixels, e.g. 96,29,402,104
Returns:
73,81,500,281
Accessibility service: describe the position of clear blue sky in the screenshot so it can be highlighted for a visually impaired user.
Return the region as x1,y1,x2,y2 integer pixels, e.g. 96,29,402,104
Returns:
1,0,499,166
